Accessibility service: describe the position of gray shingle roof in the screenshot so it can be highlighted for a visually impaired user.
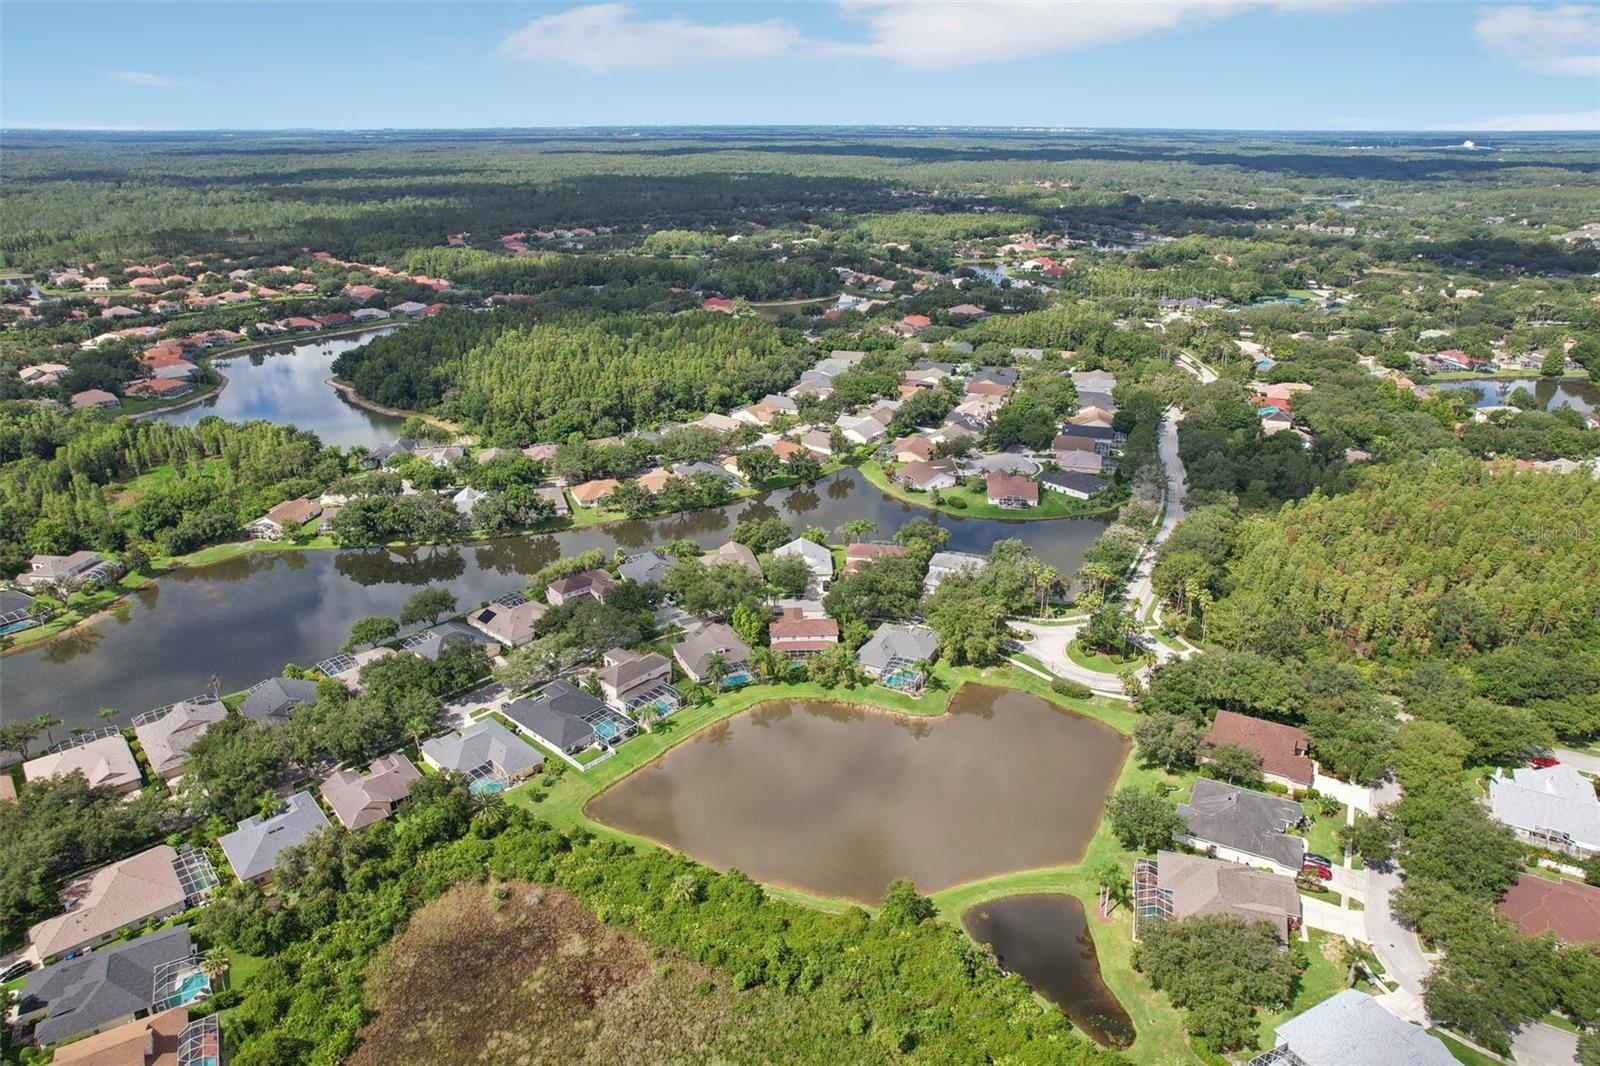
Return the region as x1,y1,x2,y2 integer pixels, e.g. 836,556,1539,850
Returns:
502,681,603,752
21,926,192,1046
1177,779,1306,869
618,551,674,585
238,677,319,725
1273,991,1456,1066
218,791,331,881
856,624,939,674
421,718,543,779
1489,764,1600,851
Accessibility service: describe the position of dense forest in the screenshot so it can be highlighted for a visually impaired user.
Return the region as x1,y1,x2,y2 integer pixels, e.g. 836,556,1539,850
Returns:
335,310,815,441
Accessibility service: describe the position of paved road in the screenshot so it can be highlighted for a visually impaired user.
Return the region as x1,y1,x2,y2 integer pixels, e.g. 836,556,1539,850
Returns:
1009,619,1134,698
1125,407,1186,621
1513,1021,1579,1065
1363,866,1431,997
1175,352,1219,385
1554,748,1600,775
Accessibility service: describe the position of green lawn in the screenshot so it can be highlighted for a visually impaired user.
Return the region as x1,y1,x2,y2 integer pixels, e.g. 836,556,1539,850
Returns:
1431,1029,1507,1066
1256,930,1349,1039
1301,802,1347,861
1064,640,1142,674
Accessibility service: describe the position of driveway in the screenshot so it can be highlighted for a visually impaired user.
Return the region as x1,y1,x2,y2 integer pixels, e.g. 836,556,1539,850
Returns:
1301,896,1366,940
1513,1021,1579,1065
1009,619,1134,698
1124,407,1186,621
443,682,509,729
1363,866,1431,997
1328,864,1367,902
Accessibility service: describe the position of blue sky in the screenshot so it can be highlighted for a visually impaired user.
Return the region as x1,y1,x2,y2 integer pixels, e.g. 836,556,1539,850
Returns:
3,2,1597,131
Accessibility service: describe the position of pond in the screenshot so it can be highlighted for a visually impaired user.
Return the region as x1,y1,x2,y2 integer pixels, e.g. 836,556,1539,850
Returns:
0,470,1109,731
1435,375,1599,417
160,328,406,447
586,685,1129,903
962,894,1135,1048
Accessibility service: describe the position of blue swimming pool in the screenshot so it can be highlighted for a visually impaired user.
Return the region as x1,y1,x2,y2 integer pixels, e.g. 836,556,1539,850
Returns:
721,672,752,688
469,778,505,794
595,720,620,740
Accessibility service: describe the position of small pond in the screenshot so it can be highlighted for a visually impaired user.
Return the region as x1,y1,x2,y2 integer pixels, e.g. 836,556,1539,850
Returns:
1435,375,1598,416
963,894,1135,1047
586,684,1128,903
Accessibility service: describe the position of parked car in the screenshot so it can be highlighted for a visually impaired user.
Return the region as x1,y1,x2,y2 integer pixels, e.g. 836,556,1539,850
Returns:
1302,862,1333,880
1304,852,1335,869
0,960,32,983
1530,755,1561,769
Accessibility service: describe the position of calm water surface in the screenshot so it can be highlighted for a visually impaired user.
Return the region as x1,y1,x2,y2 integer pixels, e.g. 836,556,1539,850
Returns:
1,471,1108,729
1436,375,1598,416
963,894,1135,1047
160,328,406,447
587,685,1128,902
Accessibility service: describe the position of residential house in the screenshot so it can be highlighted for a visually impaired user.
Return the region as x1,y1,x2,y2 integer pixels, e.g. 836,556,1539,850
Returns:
844,542,905,574
923,550,987,593
70,389,121,412
1139,851,1301,944
247,497,321,540
48,1007,196,1066
945,303,987,318
760,393,799,414
675,460,741,487
672,623,752,685
237,676,320,727
1496,876,1600,943
133,700,226,783
799,429,833,456
711,540,762,576
343,283,382,302
16,550,117,592
451,486,486,522
320,754,421,830
364,437,415,467
890,436,935,463
894,314,932,336
895,458,959,492
0,588,41,632
856,623,939,690
965,372,1015,399
218,792,332,882
693,412,741,434
1054,425,1120,457
770,439,805,462
1489,764,1600,858
1204,711,1315,789
1070,369,1117,393
1071,406,1116,428
769,607,839,659
420,719,542,784
774,537,833,592
836,412,889,445
985,471,1038,509
1055,449,1110,476
1176,779,1307,876
533,483,570,517
570,478,619,508
25,846,198,963
398,620,497,662
594,649,676,712
17,926,195,1047
1010,347,1045,360
502,681,606,755
1075,390,1117,415
391,301,429,317
24,736,142,796
546,568,615,606
412,444,464,466
467,598,545,648
634,466,673,494
1256,990,1456,1066
350,306,390,322
619,551,674,586
1039,470,1108,499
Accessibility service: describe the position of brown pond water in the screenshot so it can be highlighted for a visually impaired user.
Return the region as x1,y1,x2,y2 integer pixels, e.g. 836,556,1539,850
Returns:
962,894,1135,1048
586,684,1128,903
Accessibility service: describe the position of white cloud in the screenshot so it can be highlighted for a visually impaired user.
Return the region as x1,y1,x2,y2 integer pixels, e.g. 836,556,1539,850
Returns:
104,69,195,89
498,1,1346,72
833,0,1340,70
1439,110,1600,131
497,3,803,71
1474,5,1600,77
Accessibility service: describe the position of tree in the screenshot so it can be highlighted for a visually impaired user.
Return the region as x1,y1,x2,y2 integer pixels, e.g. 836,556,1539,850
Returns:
1132,914,1296,1052
1106,785,1184,853
1395,789,1522,900
200,947,231,983
183,717,288,823
1133,713,1202,772
764,553,811,598
841,519,877,543
1390,719,1471,794
1080,603,1136,657
1207,741,1264,787
1096,860,1131,917
702,650,730,687
343,616,399,651
1541,347,1567,377
893,516,949,550
731,601,767,648
735,447,779,484
0,720,44,762
730,515,792,554
1340,812,1400,867
828,425,849,457
399,586,457,627
784,451,823,484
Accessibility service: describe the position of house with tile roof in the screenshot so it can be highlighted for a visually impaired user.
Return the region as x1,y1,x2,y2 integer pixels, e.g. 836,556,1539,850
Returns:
1489,764,1600,858
1496,876,1600,943
133,700,226,782
1140,851,1301,944
238,677,319,727
1177,779,1307,875
24,736,142,796
26,847,195,963
320,754,421,830
1258,990,1455,1066
769,607,840,659
420,719,542,783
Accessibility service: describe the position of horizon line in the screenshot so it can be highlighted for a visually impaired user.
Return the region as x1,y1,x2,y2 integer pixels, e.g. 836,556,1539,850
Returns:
3,123,1597,136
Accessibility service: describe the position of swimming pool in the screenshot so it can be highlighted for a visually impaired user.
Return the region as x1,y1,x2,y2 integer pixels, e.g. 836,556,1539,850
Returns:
594,720,620,741
469,778,506,795
721,672,752,688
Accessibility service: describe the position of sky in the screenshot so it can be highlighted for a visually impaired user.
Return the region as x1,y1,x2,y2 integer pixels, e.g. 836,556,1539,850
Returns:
2,1,1597,132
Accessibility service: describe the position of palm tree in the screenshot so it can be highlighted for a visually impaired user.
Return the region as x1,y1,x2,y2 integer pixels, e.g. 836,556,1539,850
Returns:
208,675,223,701
96,707,117,727
471,791,508,831
34,714,60,749
669,872,702,905
200,947,230,986
703,650,729,688
842,518,877,543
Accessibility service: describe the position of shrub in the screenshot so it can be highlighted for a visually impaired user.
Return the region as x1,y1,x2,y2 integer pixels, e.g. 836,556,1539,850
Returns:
1051,678,1093,699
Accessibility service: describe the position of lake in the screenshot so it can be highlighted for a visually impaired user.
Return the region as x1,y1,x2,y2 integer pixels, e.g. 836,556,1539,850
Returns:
0,471,1109,730
160,328,407,447
586,685,1129,903
963,894,1135,1047
1436,375,1599,417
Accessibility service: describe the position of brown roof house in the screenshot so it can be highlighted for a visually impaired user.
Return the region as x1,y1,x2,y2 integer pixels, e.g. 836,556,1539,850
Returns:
132,699,227,782
1139,851,1301,944
672,623,752,685
895,459,959,492
48,1007,194,1066
467,598,546,648
546,568,615,606
570,478,619,508
25,846,197,963
1497,876,1600,943
594,648,676,712
1203,710,1315,789
24,736,142,796
844,542,906,574
985,471,1038,509
769,607,839,659
248,497,321,540
320,753,421,830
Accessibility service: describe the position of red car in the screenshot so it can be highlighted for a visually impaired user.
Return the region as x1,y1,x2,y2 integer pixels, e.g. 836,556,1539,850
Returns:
1302,863,1333,880
1531,756,1561,769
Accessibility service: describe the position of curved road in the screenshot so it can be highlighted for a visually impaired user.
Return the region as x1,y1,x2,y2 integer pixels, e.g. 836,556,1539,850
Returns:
1126,406,1186,622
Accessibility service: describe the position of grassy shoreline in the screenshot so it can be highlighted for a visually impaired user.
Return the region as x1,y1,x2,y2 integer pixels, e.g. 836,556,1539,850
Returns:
858,459,1124,522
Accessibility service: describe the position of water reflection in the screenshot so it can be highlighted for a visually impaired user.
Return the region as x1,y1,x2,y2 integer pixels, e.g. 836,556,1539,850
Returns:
1,469,1109,729
160,328,407,447
588,685,1128,902
1436,376,1599,416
